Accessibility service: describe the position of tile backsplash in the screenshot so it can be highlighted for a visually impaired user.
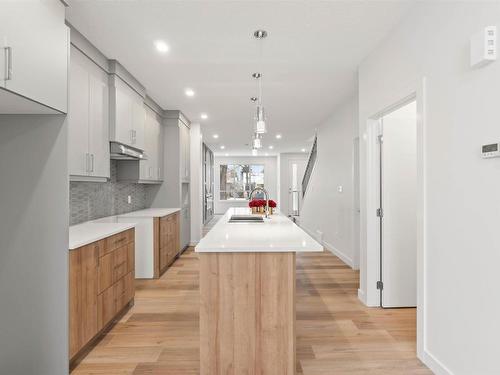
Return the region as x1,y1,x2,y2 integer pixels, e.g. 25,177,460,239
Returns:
70,160,149,225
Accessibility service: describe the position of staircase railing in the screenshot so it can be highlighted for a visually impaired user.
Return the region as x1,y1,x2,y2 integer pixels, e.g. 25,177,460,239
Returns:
302,135,317,198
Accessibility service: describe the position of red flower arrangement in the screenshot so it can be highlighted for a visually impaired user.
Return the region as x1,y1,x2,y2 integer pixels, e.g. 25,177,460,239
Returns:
248,199,277,208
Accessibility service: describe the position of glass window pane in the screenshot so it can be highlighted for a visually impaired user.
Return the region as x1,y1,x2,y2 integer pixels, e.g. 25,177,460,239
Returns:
219,164,265,200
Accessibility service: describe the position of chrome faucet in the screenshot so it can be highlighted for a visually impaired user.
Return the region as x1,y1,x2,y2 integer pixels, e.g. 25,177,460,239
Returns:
249,186,270,218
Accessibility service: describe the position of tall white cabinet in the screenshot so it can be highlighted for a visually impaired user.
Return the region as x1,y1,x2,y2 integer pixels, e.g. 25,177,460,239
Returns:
0,0,68,114
68,46,110,181
149,111,191,250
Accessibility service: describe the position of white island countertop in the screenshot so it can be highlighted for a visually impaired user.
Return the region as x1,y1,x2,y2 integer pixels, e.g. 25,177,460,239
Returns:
117,208,181,218
69,222,136,250
195,207,323,253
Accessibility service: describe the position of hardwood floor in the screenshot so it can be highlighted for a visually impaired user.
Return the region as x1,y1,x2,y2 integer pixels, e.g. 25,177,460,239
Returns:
72,247,431,374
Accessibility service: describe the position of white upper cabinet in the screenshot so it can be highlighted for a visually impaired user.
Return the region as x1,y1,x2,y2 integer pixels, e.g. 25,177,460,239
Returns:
140,106,163,182
109,75,145,150
68,46,110,181
0,1,68,114
180,122,190,182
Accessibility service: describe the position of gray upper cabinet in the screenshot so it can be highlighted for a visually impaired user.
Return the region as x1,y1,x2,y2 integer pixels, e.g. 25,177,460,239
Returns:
68,46,110,181
116,104,163,184
0,1,68,114
109,75,145,151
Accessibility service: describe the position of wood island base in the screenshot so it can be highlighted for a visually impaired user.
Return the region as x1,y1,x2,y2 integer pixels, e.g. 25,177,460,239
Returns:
199,251,296,375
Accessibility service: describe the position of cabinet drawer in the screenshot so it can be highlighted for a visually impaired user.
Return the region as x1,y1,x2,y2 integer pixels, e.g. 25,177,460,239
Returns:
97,286,115,330
115,272,134,312
113,245,128,282
101,229,133,256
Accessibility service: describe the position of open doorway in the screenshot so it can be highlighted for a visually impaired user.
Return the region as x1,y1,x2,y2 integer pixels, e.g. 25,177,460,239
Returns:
377,100,417,308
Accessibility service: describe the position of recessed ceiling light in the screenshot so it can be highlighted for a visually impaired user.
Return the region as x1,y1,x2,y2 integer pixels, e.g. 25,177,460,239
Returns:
220,145,225,150
154,40,169,53
200,113,208,120
301,148,307,152
276,134,282,139
265,153,269,156
254,30,268,39
268,145,274,149
213,134,219,139
185,88,195,97
225,153,229,157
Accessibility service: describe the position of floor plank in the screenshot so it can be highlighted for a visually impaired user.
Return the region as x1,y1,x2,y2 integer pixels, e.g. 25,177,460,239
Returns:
73,243,431,374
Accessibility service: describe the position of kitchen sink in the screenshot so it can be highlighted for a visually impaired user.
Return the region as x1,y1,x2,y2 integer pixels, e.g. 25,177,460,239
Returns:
228,215,265,223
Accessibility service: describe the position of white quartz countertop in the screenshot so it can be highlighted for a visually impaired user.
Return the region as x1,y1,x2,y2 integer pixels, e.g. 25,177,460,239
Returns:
117,208,181,218
69,222,136,250
195,207,323,253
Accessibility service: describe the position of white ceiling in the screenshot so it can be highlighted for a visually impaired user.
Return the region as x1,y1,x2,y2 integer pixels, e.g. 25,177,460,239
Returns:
66,0,414,155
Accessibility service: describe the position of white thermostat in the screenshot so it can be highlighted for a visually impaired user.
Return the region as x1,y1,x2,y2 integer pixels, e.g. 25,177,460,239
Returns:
471,26,497,68
482,143,500,158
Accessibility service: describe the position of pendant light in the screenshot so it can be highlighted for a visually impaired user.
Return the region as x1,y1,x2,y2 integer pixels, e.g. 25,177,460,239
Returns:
252,134,263,149
252,72,267,134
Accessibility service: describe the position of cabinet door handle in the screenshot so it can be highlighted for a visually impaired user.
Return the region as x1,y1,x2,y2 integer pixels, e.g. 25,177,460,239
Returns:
4,47,12,81
90,154,94,173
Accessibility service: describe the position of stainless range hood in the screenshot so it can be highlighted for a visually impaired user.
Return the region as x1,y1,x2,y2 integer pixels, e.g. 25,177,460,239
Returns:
110,142,145,160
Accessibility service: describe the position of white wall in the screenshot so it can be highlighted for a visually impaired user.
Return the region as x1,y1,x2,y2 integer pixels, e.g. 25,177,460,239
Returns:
358,3,500,374
300,95,359,268
214,156,278,214
0,115,68,375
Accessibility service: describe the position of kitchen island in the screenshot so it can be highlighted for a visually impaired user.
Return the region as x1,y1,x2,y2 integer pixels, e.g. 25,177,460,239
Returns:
195,207,322,375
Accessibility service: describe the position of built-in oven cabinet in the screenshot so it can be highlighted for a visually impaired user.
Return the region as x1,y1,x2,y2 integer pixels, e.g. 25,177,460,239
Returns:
68,46,110,181
0,1,68,114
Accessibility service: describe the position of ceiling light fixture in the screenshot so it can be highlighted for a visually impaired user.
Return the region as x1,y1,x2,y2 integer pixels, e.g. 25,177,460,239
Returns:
213,134,219,139
301,148,307,153
252,135,263,149
250,97,258,102
225,153,229,157
276,134,282,139
185,88,195,97
154,40,169,53
220,145,225,150
268,145,274,149
200,113,208,120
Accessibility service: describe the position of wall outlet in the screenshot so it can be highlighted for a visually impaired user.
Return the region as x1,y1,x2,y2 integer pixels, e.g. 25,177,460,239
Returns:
127,195,132,204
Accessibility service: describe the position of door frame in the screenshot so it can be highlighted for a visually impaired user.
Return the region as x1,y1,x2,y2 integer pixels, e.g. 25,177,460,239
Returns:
285,157,307,217
365,78,426,358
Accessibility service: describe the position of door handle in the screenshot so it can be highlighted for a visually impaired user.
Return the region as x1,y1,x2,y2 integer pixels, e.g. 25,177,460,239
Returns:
4,47,12,81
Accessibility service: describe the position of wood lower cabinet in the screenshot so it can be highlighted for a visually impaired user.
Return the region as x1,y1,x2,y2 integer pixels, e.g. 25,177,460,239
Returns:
155,211,180,278
70,228,135,362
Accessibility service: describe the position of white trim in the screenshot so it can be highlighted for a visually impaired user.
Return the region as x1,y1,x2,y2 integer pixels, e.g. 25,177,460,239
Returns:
357,288,367,304
422,350,453,375
300,225,354,269
362,77,427,361
323,240,354,268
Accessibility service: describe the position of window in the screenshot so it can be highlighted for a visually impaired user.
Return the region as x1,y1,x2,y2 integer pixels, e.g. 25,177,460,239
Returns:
219,164,265,200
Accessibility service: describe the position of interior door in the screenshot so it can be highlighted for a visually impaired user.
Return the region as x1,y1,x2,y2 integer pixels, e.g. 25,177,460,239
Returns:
380,101,417,308
287,158,306,216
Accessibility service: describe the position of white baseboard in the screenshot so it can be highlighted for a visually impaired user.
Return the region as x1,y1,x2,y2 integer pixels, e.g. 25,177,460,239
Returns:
422,350,453,375
299,225,354,269
323,240,354,268
357,288,366,304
